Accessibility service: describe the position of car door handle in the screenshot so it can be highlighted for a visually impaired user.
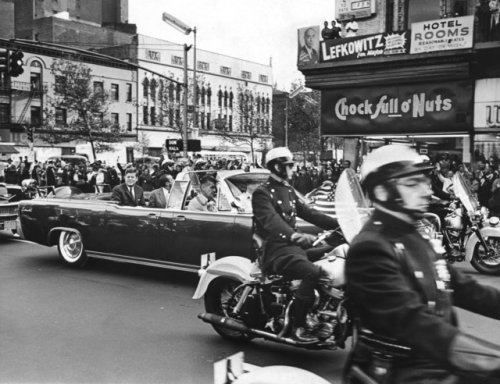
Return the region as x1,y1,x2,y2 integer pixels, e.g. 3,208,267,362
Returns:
174,215,186,221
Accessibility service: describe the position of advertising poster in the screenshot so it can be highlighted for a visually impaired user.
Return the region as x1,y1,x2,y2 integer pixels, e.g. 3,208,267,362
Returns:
321,31,409,62
410,15,474,54
297,26,320,67
474,78,500,129
321,81,473,136
336,0,376,21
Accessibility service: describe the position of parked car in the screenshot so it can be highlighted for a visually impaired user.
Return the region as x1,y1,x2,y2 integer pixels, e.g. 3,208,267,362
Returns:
19,170,331,272
0,183,19,233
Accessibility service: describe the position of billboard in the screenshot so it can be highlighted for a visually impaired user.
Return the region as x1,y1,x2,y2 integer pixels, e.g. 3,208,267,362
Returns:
321,31,409,62
410,15,474,54
474,78,500,129
297,26,320,67
336,0,376,21
321,81,473,136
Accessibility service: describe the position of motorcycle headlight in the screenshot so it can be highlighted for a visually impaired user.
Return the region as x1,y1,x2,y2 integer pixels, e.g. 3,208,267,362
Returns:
489,216,500,227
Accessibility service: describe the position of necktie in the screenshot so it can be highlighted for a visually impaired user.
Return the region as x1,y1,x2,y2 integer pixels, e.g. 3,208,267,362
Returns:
129,186,134,199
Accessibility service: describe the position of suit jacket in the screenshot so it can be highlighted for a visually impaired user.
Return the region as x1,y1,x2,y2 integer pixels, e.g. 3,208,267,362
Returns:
298,46,318,65
346,208,500,380
149,187,168,208
111,183,145,207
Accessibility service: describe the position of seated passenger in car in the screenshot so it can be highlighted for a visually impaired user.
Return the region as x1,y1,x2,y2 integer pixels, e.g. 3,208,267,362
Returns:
187,175,217,212
111,167,145,207
149,174,174,208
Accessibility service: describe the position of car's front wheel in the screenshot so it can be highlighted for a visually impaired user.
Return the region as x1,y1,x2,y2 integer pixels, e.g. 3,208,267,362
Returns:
58,230,87,267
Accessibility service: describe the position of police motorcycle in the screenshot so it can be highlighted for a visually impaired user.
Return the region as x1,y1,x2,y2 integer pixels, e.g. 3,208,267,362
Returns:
193,169,371,351
437,172,500,275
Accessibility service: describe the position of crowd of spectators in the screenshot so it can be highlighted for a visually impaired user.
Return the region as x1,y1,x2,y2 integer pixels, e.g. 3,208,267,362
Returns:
0,154,260,194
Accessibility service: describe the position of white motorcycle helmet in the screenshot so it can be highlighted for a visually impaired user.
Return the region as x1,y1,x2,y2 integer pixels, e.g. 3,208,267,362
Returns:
360,145,435,216
265,147,295,179
360,145,434,194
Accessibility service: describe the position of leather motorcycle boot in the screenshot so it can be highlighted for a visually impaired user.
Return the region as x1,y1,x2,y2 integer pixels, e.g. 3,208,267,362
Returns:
291,299,319,344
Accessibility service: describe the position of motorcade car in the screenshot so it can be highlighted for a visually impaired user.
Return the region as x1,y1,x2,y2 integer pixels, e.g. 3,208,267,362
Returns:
46,154,88,166
18,170,330,272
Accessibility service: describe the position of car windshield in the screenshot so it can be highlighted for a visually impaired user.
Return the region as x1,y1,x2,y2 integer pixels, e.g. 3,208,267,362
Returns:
226,173,268,198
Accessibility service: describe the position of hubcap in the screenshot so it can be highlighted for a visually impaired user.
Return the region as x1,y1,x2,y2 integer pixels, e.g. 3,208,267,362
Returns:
477,238,500,266
63,232,82,259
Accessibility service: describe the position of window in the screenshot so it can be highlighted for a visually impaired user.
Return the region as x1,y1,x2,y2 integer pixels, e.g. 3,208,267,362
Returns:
171,56,183,66
93,81,104,94
145,49,161,62
241,71,252,80
220,66,231,76
111,84,119,101
259,74,268,83
55,108,67,125
126,83,132,102
55,76,65,93
142,77,149,98
229,115,233,131
150,106,156,125
31,106,41,126
218,89,223,107
143,106,148,125
207,112,211,130
111,113,119,128
126,113,132,131
197,61,210,71
0,103,9,123
30,73,41,91
224,90,228,108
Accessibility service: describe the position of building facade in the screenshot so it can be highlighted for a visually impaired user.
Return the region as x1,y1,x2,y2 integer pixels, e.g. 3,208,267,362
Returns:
299,0,500,167
0,39,137,163
100,34,274,163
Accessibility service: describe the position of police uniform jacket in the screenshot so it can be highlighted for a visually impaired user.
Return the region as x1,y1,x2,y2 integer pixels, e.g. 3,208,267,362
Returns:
252,176,338,272
346,208,500,380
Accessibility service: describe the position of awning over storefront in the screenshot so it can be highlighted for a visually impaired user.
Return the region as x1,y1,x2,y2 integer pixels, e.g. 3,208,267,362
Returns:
0,145,19,154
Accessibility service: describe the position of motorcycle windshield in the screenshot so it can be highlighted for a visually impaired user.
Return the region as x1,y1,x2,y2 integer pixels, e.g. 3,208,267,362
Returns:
452,172,480,215
335,168,373,243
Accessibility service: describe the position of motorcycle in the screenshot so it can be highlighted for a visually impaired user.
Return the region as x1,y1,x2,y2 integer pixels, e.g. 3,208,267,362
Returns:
193,169,372,351
439,172,500,275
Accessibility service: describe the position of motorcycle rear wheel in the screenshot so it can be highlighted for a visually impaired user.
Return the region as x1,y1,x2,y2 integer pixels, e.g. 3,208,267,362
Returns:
204,277,253,341
471,237,500,275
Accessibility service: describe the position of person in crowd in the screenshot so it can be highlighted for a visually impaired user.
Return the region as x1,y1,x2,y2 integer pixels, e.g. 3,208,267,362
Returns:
298,27,319,65
293,167,313,195
252,147,338,343
344,145,500,383
479,165,495,207
111,167,145,207
321,167,337,184
321,20,334,40
310,168,322,190
331,19,342,39
148,174,174,209
138,166,154,192
187,174,217,212
345,15,359,37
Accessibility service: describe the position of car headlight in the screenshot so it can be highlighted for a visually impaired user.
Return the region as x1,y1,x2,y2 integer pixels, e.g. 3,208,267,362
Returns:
489,216,500,227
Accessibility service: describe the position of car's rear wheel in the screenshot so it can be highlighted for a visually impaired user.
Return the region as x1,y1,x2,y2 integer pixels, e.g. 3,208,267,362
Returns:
58,230,87,267
204,277,253,341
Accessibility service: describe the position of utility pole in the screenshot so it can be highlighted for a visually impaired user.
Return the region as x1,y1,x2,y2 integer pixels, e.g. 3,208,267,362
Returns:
182,44,189,158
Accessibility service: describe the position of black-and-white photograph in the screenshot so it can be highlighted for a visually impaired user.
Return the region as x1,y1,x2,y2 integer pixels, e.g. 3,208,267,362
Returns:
3,0,500,383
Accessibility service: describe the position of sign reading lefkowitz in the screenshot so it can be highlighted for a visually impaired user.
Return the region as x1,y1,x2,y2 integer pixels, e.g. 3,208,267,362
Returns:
321,81,473,136
321,31,409,62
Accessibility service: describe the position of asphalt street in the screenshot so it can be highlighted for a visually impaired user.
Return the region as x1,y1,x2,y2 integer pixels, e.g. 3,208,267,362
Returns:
2,231,500,383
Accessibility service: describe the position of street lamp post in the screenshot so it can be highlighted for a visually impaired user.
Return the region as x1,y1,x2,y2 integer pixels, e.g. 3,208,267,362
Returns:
162,12,197,158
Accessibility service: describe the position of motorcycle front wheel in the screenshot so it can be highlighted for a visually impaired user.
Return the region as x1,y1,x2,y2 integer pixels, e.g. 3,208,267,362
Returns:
204,277,253,341
471,237,500,275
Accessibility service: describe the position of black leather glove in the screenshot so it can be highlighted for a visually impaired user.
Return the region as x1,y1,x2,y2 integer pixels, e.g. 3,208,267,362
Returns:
291,232,316,249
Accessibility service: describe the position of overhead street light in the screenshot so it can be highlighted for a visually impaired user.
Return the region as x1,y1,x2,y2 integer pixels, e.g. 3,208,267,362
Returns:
162,12,198,158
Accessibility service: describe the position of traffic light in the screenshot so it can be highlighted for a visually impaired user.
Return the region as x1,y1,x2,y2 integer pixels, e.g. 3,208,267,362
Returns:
0,48,9,74
27,127,33,142
9,49,24,77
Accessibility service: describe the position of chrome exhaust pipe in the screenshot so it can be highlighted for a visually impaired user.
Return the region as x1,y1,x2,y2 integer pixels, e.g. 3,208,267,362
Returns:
198,312,301,346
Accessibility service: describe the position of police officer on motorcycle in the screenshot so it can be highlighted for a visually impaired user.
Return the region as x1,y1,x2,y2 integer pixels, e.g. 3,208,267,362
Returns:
345,145,500,383
252,147,338,343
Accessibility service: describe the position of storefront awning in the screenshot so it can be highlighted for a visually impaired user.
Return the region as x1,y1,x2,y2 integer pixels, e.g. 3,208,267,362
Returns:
0,145,19,154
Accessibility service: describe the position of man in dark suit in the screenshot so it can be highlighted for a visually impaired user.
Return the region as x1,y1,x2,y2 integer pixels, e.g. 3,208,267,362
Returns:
149,174,173,208
111,167,145,207
344,145,500,383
